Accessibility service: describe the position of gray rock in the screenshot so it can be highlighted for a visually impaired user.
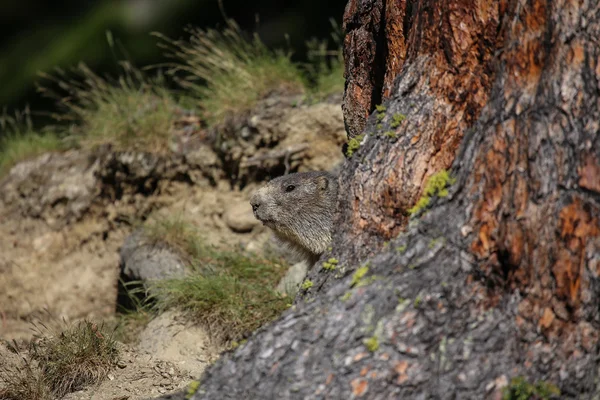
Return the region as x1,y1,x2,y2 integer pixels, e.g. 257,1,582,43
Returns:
120,230,188,282
276,260,309,297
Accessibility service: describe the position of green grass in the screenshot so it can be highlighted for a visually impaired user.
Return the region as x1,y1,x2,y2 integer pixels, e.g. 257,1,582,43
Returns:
144,216,290,344
155,20,307,126
0,320,119,399
113,279,153,345
305,19,345,99
0,110,66,177
39,62,178,151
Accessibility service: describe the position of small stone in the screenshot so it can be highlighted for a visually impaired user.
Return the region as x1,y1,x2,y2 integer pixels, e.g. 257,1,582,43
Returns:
224,200,259,233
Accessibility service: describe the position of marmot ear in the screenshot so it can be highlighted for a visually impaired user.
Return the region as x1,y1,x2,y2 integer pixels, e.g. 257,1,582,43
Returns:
316,175,329,191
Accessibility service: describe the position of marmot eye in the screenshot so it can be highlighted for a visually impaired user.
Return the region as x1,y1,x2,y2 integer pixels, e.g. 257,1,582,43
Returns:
285,185,296,192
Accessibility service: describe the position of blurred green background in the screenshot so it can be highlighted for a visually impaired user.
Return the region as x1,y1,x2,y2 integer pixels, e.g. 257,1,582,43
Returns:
0,0,347,119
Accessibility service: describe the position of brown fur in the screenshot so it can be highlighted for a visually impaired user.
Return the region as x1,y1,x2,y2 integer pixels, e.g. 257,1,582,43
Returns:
250,171,338,265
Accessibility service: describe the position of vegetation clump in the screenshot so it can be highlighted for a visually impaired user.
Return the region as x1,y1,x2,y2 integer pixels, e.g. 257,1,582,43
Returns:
383,131,397,139
407,170,456,215
146,217,290,344
345,134,365,157
502,376,560,400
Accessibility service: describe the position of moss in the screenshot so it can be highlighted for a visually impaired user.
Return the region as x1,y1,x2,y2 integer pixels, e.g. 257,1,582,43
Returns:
390,113,406,128
375,104,387,113
341,291,353,301
502,377,560,400
345,134,365,157
383,131,397,139
428,237,444,249
407,170,456,215
322,258,338,271
396,245,407,254
413,295,422,307
186,380,201,399
376,112,385,121
363,336,379,352
351,266,369,287
376,123,383,130
301,279,314,290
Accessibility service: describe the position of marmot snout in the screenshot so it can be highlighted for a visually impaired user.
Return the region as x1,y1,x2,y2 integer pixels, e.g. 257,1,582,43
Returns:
250,171,338,264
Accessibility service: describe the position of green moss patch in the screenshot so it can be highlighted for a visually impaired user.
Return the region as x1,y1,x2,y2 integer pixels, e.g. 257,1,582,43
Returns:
407,170,456,215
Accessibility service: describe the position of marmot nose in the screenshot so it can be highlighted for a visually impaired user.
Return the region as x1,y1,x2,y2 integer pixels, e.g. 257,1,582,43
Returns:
251,203,260,213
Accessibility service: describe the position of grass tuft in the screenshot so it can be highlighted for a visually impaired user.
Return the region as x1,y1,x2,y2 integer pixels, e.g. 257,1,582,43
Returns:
29,321,119,397
145,217,290,344
155,20,306,126
0,321,118,399
39,62,178,151
0,110,66,178
0,353,51,400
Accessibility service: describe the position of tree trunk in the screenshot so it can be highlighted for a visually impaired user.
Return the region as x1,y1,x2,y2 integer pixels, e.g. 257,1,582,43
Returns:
192,1,600,399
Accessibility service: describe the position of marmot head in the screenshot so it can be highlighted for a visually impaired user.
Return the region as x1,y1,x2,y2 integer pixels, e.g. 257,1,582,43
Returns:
250,171,337,258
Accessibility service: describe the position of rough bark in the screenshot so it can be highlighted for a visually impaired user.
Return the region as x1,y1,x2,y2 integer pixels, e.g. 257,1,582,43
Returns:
341,0,501,261
191,1,600,399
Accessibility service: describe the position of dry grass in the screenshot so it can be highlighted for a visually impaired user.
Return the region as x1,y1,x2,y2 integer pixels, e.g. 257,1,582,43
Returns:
143,216,290,344
0,321,119,399
39,61,178,151
0,354,51,400
155,20,307,126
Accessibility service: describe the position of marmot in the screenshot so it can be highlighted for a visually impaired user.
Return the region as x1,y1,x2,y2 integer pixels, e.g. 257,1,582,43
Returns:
250,171,338,265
